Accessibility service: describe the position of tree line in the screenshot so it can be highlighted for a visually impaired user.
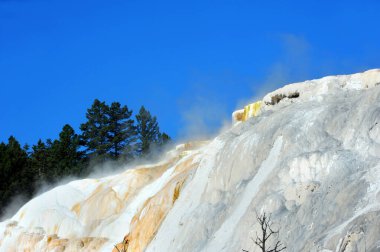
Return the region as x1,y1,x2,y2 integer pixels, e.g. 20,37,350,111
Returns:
0,99,170,216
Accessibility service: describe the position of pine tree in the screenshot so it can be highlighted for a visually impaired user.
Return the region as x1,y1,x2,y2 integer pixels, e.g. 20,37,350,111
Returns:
30,139,59,182
0,136,34,215
51,124,84,177
80,99,140,161
30,125,85,183
80,99,110,159
30,139,49,179
158,132,171,145
107,102,137,159
135,106,161,155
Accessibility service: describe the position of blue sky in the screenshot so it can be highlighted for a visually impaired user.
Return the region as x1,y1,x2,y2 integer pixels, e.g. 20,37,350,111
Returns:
1,0,379,145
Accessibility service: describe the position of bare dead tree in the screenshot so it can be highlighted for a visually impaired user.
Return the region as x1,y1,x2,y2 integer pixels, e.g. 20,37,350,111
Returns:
242,212,286,252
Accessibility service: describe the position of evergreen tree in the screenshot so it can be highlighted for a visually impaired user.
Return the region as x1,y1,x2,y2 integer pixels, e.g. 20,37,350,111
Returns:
0,136,34,215
30,139,49,180
0,101,171,215
158,132,171,145
107,102,137,159
80,99,139,161
135,106,161,155
30,138,60,182
30,125,84,182
80,99,110,159
51,124,84,177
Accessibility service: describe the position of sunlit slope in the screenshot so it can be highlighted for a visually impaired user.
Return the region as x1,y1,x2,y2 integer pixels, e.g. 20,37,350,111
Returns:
0,141,208,251
1,69,380,252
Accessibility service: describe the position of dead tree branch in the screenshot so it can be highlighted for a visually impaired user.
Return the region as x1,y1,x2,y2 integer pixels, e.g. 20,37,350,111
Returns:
242,212,286,252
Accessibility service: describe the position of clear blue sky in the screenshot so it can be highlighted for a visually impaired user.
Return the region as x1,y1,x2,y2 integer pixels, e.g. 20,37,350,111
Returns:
1,0,379,145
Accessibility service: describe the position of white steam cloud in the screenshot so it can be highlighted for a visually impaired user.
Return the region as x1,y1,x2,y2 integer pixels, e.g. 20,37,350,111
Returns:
237,33,312,108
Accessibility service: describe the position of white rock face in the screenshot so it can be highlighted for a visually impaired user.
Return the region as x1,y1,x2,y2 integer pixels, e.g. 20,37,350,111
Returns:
1,69,380,252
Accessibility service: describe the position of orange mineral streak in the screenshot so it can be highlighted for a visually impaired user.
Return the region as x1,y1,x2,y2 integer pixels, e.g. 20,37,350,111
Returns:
11,160,177,251
77,186,124,227
233,109,244,122
114,154,200,252
72,202,81,216
172,180,184,204
1,143,205,252
123,161,175,200
174,156,197,174
1,221,17,247
45,236,107,252
71,160,175,227
17,231,44,252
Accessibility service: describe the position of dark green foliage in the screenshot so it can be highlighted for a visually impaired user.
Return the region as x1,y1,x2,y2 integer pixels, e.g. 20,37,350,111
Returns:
107,102,137,159
30,125,84,183
0,136,35,216
80,99,110,159
158,132,171,145
50,124,84,178
80,99,138,161
30,139,50,181
135,106,160,155
0,99,169,217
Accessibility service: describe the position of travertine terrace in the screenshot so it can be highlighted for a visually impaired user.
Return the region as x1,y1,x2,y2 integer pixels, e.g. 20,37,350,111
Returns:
1,69,380,252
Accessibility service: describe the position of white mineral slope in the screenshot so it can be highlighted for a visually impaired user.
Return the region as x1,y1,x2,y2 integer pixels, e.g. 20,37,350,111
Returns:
1,69,380,252
147,69,380,252
0,149,206,251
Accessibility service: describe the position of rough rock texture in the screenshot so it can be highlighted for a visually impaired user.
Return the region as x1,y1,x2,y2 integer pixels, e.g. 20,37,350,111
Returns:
0,69,379,252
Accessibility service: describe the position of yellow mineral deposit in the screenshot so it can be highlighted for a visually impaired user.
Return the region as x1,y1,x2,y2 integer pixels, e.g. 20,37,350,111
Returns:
233,100,262,123
243,101,262,119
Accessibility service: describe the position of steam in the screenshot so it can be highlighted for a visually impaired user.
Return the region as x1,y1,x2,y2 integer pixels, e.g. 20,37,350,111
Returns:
0,195,28,221
236,33,312,108
87,142,176,179
177,34,314,143
178,94,230,141
0,140,176,222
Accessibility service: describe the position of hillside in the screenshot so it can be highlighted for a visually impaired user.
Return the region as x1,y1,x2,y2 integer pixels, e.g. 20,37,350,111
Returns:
1,69,380,252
